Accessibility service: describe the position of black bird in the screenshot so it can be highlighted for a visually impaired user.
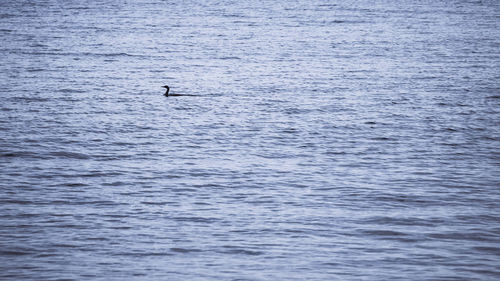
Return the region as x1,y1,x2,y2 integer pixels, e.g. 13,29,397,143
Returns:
162,85,196,97
162,85,170,96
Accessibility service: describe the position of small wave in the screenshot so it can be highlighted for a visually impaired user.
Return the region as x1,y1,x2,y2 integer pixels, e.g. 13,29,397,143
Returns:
222,13,244,18
219,246,264,256
50,243,81,248
0,250,31,256
473,246,500,254
172,216,218,223
88,52,152,58
30,43,48,48
50,151,90,159
141,201,168,205
322,19,366,24
26,68,46,73
0,14,16,19
219,56,241,60
428,231,496,241
118,251,173,257
34,253,58,258
0,199,34,204
362,229,409,237
20,51,70,56
324,151,347,155
65,183,88,187
99,52,132,57
102,181,127,187
0,151,41,158
370,137,397,141
223,249,264,256
68,6,90,10
170,247,202,253
18,51,148,58
109,226,133,230
79,171,123,178
57,88,86,93
86,237,110,241
317,4,338,7
281,128,298,134
8,97,50,102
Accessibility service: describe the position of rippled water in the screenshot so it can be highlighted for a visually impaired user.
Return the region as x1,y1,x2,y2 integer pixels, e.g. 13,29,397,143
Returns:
1,0,499,280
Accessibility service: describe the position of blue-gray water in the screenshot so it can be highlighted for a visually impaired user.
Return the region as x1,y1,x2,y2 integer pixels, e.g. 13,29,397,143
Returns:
1,0,499,280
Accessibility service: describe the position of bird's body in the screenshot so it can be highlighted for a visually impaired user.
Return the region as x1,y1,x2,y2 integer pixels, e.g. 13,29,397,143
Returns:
162,85,197,97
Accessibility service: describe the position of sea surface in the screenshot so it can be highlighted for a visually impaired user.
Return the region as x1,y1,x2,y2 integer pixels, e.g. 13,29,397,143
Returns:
1,0,499,280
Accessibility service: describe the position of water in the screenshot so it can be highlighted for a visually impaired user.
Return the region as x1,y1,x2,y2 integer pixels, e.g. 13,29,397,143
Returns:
1,0,499,280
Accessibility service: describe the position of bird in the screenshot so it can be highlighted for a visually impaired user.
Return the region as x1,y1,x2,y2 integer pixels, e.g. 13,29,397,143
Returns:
162,85,196,97
162,85,170,96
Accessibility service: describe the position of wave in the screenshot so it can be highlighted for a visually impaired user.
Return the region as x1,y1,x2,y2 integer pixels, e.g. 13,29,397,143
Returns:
49,151,91,159
16,51,151,58
56,88,86,93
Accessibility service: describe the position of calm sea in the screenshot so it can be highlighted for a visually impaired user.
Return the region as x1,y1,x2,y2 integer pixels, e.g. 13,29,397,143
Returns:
1,0,499,280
